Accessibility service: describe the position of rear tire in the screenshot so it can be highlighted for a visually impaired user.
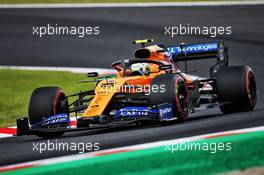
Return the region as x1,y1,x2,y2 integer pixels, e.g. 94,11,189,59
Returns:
150,74,189,122
216,65,257,114
28,86,69,137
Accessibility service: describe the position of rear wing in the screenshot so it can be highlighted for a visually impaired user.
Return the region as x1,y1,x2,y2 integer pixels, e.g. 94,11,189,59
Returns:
167,41,229,78
168,42,226,61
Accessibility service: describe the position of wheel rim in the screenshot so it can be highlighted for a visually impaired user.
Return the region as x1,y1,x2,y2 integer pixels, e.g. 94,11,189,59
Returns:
178,85,188,112
175,79,188,114
53,91,68,115
247,72,257,106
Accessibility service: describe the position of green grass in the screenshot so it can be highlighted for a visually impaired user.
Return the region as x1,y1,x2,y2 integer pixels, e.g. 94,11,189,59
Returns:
0,0,238,4
0,69,95,127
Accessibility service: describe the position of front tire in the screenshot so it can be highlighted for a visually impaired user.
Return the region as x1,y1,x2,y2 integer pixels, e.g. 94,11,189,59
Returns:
216,65,257,114
28,86,69,137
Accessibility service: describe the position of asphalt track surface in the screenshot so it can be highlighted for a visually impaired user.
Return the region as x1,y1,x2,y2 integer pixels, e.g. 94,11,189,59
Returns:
0,5,264,166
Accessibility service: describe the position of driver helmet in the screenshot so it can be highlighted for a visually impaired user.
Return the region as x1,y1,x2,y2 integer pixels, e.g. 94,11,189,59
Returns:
129,63,150,76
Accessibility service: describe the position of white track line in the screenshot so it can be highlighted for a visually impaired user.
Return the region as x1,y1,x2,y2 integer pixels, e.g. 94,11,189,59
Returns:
0,66,115,75
0,1,264,8
1,125,264,172
0,134,13,138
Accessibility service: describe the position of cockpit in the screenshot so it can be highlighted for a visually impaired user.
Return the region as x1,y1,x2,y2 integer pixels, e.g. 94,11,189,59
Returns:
111,59,173,77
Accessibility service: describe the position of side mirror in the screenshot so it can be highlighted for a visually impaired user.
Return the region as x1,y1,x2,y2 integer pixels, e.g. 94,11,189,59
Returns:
87,72,99,78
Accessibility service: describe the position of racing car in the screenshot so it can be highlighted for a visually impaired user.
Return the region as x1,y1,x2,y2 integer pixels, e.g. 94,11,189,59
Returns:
16,39,257,138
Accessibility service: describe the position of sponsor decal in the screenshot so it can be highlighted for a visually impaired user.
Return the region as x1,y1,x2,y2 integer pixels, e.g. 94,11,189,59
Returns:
42,114,70,126
168,42,218,55
114,107,158,118
158,103,174,121
120,109,148,116
160,106,172,115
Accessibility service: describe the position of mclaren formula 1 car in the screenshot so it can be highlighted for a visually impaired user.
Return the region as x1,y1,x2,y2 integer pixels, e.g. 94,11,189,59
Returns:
16,39,257,138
